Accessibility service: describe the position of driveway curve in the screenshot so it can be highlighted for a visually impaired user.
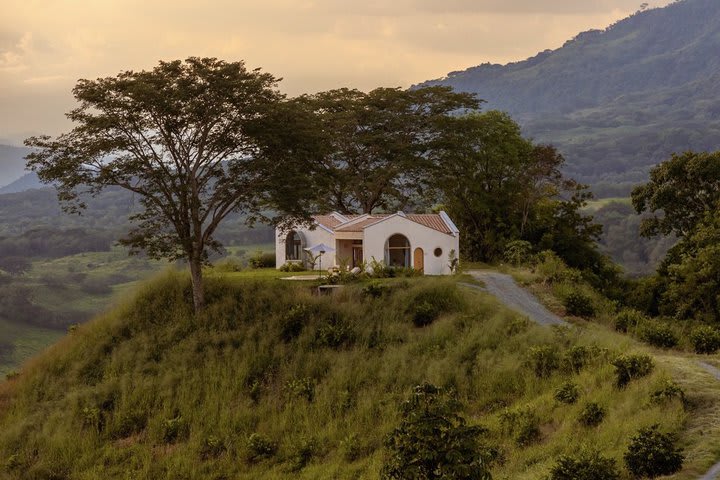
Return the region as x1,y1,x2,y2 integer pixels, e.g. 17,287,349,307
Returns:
464,271,568,327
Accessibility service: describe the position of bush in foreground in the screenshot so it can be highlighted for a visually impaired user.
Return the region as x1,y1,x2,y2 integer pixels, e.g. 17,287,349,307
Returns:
639,321,679,349
554,382,580,404
549,450,620,480
624,425,684,478
382,383,491,480
578,402,606,427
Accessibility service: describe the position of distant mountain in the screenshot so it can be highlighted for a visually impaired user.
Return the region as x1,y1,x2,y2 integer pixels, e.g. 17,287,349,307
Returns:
0,172,43,194
420,0,720,196
0,144,30,188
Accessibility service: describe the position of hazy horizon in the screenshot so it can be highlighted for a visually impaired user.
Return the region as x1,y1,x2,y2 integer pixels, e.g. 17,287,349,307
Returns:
1,0,673,145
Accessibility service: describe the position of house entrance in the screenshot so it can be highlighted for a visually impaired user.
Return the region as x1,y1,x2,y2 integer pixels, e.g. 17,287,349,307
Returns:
413,248,424,272
352,241,363,267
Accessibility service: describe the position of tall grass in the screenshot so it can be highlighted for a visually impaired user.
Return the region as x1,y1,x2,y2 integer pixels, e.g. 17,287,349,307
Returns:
0,272,697,479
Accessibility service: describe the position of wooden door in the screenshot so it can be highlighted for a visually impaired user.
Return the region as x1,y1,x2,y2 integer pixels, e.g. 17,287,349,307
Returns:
413,248,424,273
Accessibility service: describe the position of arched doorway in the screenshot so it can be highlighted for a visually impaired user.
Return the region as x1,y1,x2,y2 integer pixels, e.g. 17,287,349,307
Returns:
386,234,411,268
413,248,424,273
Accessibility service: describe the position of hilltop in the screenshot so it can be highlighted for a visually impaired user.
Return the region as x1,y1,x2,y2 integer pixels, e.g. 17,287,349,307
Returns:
421,0,720,195
0,270,718,479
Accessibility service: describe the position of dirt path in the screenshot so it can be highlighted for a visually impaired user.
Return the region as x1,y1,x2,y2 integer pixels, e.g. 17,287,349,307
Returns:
464,271,568,327
463,270,720,480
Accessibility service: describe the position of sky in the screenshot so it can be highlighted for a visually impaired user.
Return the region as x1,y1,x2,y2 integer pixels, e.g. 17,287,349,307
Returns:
1,0,673,145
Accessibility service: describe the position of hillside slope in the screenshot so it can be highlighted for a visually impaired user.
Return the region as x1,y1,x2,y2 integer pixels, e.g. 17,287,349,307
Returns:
421,0,720,195
0,272,717,479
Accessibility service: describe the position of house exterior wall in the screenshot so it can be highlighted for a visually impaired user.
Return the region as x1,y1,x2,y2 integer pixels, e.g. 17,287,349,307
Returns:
275,225,335,270
363,216,459,275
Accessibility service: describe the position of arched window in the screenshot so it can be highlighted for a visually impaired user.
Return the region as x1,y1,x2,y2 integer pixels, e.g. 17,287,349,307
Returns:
285,231,302,260
386,234,411,268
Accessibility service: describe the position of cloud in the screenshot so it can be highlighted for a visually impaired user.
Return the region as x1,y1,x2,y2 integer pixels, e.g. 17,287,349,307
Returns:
0,0,673,142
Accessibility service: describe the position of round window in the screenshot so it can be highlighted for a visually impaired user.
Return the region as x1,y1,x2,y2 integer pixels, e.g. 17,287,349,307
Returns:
434,248,443,257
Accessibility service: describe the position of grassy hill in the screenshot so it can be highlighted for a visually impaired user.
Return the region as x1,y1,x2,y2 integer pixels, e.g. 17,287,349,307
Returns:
0,270,718,479
420,0,720,196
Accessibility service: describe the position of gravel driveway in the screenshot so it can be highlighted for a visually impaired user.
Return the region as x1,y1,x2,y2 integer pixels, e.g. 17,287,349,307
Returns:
463,271,568,327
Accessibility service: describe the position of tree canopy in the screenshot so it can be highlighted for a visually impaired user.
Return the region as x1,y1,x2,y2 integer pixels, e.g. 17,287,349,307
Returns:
297,86,479,214
26,57,313,312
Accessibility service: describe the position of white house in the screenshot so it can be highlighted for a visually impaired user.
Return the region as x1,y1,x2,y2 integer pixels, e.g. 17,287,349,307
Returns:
275,211,460,275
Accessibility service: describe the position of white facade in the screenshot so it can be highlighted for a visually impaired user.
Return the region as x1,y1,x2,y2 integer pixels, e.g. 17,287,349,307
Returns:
275,211,460,275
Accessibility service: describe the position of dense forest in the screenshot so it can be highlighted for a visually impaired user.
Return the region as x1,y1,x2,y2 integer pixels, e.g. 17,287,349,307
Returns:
420,0,720,197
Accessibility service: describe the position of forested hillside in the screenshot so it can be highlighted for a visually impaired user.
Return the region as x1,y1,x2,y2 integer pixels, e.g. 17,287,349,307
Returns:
421,0,720,196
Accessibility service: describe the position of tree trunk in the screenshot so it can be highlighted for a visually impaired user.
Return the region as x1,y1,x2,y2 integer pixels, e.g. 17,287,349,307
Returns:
189,256,205,313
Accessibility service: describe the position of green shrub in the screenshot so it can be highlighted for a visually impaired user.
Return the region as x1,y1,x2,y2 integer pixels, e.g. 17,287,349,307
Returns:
690,325,720,354
362,282,389,299
554,382,580,404
279,304,311,342
5,453,21,470
612,354,654,388
650,380,686,406
285,377,315,402
526,345,560,378
382,383,491,479
624,425,684,478
639,321,679,349
288,436,317,472
614,308,646,333
412,301,440,327
249,251,276,269
110,408,147,439
578,402,605,427
549,450,620,480
315,313,355,349
563,345,591,373
503,240,533,266
279,262,305,273
161,415,189,444
245,433,277,463
200,435,226,459
563,291,596,318
500,408,541,447
340,433,367,462
80,406,103,433
407,284,462,327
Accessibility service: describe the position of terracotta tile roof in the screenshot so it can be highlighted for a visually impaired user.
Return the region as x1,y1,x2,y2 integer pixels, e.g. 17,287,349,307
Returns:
406,214,454,234
335,214,391,232
313,214,343,229
316,212,455,235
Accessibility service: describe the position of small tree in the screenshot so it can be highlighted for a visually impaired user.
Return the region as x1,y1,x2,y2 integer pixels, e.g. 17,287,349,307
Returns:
382,383,491,480
26,58,315,312
624,424,684,478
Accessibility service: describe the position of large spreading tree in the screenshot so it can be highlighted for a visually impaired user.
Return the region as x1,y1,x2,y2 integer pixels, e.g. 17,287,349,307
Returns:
296,86,479,214
26,57,315,313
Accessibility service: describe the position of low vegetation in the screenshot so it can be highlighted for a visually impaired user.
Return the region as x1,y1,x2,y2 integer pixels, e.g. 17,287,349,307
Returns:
0,271,711,479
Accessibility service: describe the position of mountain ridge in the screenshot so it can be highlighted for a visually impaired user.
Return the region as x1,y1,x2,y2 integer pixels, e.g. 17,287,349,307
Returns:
420,0,720,195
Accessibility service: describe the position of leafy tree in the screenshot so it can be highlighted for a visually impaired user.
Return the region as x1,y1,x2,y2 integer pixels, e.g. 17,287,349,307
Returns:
297,86,479,214
25,58,314,312
431,111,604,275
632,151,720,239
382,383,491,480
